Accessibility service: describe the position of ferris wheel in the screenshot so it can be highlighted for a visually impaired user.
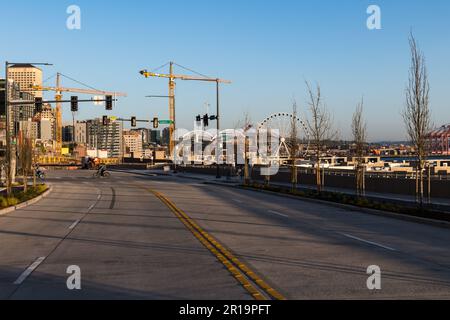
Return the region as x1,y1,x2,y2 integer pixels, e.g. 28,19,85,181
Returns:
257,112,310,159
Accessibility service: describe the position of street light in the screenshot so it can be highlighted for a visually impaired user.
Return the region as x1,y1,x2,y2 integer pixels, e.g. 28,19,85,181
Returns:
4,61,53,196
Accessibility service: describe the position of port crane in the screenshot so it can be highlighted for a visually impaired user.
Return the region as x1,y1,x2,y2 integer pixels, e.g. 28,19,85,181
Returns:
140,62,231,160
33,73,127,154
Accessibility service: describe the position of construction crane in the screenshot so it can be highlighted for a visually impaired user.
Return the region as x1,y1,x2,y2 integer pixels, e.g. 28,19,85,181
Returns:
139,62,231,160
33,73,127,154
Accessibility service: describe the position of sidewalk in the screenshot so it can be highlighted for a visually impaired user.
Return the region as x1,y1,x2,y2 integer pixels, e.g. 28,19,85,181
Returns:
118,169,450,211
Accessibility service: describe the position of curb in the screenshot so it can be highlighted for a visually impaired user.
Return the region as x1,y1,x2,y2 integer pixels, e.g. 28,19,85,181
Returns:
204,182,450,229
0,185,53,217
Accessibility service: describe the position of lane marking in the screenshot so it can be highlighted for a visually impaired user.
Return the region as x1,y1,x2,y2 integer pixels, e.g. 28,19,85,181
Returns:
149,189,286,301
14,257,46,285
69,219,81,230
232,199,243,204
97,195,101,200
340,233,397,252
88,204,95,211
268,210,289,218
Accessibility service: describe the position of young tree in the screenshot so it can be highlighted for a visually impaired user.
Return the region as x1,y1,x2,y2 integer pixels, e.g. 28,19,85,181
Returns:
305,81,335,193
351,99,367,197
403,33,432,206
290,101,299,191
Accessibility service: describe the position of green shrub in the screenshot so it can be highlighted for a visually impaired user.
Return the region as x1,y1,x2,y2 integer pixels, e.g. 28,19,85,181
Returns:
7,197,19,206
0,197,8,208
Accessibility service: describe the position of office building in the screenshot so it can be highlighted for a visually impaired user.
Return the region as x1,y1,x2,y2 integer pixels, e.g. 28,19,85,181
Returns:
123,130,143,158
75,121,87,144
150,129,161,145
7,64,43,98
0,78,36,136
62,125,74,143
87,119,123,158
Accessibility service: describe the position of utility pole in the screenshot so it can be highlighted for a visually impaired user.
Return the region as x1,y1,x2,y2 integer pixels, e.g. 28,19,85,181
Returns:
216,80,221,178
5,61,11,196
56,73,62,155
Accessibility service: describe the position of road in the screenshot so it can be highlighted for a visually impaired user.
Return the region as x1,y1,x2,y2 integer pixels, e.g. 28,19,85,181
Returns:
0,170,449,300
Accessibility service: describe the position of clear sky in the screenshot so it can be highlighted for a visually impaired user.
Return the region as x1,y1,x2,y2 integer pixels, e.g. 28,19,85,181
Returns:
1,0,449,141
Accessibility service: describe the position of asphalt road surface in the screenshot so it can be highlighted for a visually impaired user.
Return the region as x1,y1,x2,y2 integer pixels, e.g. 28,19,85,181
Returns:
0,170,449,300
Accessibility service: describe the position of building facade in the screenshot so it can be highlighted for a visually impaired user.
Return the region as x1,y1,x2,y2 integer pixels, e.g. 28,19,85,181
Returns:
87,119,123,158
123,130,143,158
62,125,74,143
7,64,43,98
75,121,88,145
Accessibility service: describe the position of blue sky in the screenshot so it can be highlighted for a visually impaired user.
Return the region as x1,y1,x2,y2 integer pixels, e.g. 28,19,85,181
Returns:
1,0,449,141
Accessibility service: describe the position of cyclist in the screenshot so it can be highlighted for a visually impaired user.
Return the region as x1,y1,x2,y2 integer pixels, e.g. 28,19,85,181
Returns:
97,163,107,177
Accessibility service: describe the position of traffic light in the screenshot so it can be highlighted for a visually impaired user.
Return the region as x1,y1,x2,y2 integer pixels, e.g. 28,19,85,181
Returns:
34,97,43,113
203,114,209,127
153,117,159,129
196,115,202,123
71,96,78,112
105,95,113,110
131,116,137,127
102,116,109,126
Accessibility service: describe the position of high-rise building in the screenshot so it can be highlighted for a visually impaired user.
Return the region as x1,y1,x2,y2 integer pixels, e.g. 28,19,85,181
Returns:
87,119,123,158
38,104,56,141
40,119,53,141
62,125,74,143
0,78,36,136
162,127,170,146
150,129,161,145
7,64,43,98
123,130,143,158
75,121,87,145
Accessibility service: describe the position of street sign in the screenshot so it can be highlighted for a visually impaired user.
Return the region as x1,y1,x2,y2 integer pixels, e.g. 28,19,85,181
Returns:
159,120,174,125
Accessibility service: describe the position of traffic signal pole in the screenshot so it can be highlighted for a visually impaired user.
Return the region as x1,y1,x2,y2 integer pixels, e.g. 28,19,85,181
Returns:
216,80,221,179
5,61,11,196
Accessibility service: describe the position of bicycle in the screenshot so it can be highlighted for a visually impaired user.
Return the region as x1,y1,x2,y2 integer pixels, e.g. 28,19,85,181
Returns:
92,171,111,179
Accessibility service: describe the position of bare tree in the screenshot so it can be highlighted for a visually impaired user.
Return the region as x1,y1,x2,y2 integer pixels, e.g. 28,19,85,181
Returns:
19,130,33,193
351,99,367,197
403,33,432,206
305,81,335,193
290,101,299,191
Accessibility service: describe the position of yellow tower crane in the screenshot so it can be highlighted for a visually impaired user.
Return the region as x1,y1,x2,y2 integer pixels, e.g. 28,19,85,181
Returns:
140,62,231,159
33,73,127,154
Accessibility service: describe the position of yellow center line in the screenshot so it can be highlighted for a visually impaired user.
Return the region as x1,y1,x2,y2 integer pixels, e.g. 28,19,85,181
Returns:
148,189,286,301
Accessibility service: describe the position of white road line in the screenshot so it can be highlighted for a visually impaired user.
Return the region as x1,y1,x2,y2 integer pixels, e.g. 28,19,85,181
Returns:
340,233,397,252
97,195,101,200
88,204,95,211
268,210,289,218
232,199,243,204
69,219,81,230
14,257,46,285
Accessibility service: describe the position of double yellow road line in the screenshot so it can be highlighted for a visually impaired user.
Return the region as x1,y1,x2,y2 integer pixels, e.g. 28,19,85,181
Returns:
149,189,286,301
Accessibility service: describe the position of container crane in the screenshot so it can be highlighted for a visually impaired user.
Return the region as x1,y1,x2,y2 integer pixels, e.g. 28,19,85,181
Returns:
33,73,127,154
